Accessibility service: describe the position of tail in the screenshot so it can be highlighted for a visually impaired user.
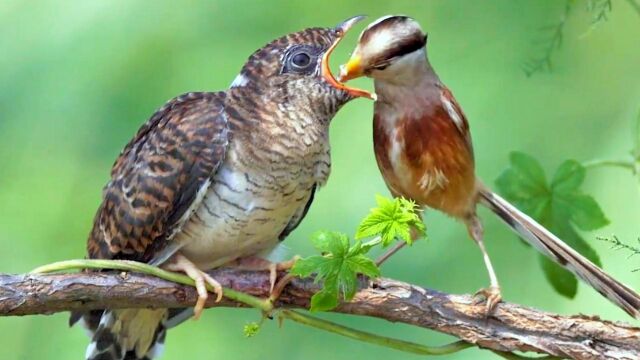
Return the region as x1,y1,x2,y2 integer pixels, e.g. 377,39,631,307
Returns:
70,309,172,360
478,187,640,319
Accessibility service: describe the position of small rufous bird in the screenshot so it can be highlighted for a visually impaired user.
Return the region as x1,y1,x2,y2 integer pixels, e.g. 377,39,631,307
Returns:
338,15,640,318
72,16,371,360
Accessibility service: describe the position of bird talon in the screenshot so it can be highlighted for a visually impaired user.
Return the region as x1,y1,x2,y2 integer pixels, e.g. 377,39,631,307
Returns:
164,254,223,320
473,286,502,315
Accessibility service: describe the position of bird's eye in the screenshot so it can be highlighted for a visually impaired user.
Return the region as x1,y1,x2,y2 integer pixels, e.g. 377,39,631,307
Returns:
373,63,389,71
282,46,319,75
291,52,311,68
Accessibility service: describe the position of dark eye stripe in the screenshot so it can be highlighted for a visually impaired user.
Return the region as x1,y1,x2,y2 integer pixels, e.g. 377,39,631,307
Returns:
383,33,426,60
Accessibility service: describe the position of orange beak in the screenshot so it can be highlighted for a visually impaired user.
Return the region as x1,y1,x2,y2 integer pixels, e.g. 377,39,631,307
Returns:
322,16,376,101
338,53,364,82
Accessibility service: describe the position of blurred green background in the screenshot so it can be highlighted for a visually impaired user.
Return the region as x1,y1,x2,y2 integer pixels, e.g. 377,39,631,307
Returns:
1,0,639,359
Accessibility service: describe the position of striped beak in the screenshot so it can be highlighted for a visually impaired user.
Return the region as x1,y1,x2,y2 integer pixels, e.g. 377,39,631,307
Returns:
321,16,376,101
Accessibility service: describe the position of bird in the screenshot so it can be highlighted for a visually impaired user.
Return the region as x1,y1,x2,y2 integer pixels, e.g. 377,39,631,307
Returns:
71,16,373,360
337,15,640,318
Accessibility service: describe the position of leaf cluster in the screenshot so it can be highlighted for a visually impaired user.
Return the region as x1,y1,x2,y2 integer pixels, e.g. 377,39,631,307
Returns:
496,151,608,297
290,196,424,311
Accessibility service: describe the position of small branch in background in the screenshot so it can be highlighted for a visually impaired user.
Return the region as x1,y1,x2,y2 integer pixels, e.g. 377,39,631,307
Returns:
1,269,640,359
582,158,635,171
523,0,572,77
586,0,613,30
598,236,640,271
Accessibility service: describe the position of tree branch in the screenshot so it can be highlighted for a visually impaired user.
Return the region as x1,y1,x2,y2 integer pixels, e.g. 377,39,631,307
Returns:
1,269,639,359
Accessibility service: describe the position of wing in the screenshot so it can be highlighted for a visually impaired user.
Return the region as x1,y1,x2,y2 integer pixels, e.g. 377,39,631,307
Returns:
278,184,317,241
87,92,229,263
439,85,473,157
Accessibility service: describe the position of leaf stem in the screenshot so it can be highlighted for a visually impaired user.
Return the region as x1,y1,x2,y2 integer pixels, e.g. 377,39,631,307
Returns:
31,259,272,312
581,158,635,171
280,310,472,356
363,235,382,248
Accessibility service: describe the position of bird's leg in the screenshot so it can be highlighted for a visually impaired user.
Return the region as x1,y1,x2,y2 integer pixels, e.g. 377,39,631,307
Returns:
268,256,302,302
163,253,223,320
375,212,424,266
466,215,502,314
226,256,299,298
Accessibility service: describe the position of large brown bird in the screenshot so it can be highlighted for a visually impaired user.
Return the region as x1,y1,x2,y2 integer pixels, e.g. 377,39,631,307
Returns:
72,16,371,360
338,15,640,318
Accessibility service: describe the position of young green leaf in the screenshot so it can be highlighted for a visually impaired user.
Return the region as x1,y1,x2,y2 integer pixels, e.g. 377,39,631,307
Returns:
243,322,260,338
290,231,381,312
495,152,607,297
355,195,425,246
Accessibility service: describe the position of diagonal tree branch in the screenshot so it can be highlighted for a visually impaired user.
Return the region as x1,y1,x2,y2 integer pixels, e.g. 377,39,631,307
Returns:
1,269,639,359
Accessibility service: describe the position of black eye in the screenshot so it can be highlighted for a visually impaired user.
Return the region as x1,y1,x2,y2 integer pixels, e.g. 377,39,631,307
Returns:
282,46,319,75
291,52,311,68
373,63,389,71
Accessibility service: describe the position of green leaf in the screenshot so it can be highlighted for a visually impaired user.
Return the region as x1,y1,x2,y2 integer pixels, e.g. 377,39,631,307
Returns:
289,255,327,278
311,230,348,256
496,152,609,298
310,281,339,312
540,255,577,298
495,152,550,218
355,195,424,246
562,193,609,231
551,160,585,193
496,152,548,200
290,231,381,312
345,251,380,278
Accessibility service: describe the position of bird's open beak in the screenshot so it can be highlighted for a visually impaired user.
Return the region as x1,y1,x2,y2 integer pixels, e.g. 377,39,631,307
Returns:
322,16,376,101
338,53,364,82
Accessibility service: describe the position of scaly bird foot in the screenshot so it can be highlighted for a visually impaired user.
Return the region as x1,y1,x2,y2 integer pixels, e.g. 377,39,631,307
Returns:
228,255,300,299
164,254,223,320
269,256,301,302
473,286,502,315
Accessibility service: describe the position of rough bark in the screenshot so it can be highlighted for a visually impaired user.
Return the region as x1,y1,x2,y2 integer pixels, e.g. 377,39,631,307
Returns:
1,269,638,359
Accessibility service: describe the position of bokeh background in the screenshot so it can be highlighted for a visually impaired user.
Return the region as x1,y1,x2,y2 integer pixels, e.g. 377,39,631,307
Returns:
1,0,640,359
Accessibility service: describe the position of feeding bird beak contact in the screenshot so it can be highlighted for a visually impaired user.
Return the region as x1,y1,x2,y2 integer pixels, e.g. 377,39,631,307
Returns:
338,54,364,82
322,16,377,101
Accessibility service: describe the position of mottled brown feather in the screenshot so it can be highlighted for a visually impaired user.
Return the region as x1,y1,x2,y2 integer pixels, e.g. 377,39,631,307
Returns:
87,92,229,262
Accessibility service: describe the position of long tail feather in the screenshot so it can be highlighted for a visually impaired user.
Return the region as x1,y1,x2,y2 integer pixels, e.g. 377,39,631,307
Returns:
478,187,640,319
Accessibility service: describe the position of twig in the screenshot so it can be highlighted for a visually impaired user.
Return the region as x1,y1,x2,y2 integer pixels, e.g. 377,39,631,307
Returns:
280,310,473,356
523,0,573,77
582,158,635,171
1,267,639,359
586,0,613,30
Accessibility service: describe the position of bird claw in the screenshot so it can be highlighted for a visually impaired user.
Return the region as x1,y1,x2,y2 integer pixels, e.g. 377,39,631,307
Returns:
269,256,300,302
192,271,223,320
224,255,300,304
164,254,223,320
473,286,502,315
